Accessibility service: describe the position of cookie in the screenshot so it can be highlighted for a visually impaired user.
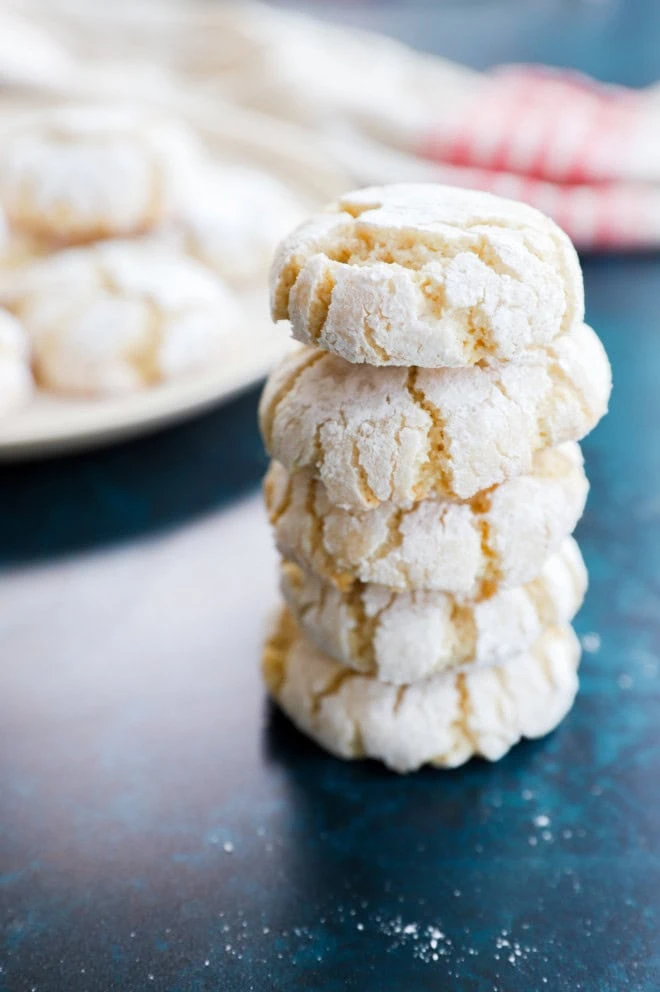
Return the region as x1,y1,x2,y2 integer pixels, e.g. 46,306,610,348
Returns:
260,323,609,509
263,608,581,772
0,105,203,244
174,164,303,286
271,184,583,367
281,537,586,684
265,443,587,595
0,203,7,255
3,240,241,396
0,196,34,269
0,308,32,416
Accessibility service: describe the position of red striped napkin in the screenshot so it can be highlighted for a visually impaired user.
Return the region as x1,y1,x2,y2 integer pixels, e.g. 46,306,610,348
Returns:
418,66,660,249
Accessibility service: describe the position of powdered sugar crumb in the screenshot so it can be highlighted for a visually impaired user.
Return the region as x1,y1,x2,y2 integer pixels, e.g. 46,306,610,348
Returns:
581,632,601,653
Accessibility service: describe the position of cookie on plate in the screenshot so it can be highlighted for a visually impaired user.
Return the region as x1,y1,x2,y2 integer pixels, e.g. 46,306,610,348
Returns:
263,608,581,772
0,105,203,244
260,323,610,509
265,443,588,595
0,307,32,416
3,240,241,396
281,537,586,684
175,165,303,286
271,184,583,367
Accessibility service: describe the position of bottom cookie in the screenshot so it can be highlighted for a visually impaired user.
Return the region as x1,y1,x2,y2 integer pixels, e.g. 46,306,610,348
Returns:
263,608,581,773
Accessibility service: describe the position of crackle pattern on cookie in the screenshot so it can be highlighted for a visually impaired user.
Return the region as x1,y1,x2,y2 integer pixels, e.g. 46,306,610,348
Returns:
0,307,32,416
260,325,611,509
271,184,583,367
260,323,609,509
0,105,203,245
2,240,240,396
265,442,588,595
263,608,581,773
281,538,586,684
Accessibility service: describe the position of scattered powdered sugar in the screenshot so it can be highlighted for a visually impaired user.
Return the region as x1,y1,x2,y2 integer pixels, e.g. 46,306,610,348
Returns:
525,812,555,843
378,916,453,962
581,632,601,653
44,824,590,990
374,916,548,986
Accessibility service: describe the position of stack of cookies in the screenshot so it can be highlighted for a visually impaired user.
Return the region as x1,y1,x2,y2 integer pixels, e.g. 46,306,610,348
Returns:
260,184,611,773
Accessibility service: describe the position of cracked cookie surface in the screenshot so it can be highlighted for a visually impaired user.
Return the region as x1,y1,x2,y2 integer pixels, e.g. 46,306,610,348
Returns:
271,183,583,367
2,240,241,396
265,443,588,595
281,537,586,684
0,105,203,245
260,323,609,509
263,608,581,773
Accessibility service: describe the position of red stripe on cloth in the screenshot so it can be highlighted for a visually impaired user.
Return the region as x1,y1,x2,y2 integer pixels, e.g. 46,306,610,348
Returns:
523,85,572,181
485,76,537,173
563,92,639,184
406,153,660,248
420,67,642,186
433,79,494,167
595,184,648,248
561,99,611,185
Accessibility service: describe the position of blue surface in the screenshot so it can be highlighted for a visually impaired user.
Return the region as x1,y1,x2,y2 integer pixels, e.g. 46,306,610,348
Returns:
0,386,268,566
2,3,660,991
2,255,660,992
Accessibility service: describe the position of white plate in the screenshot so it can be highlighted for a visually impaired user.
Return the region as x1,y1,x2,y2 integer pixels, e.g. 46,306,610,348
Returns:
0,40,349,461
0,113,346,461
0,319,295,460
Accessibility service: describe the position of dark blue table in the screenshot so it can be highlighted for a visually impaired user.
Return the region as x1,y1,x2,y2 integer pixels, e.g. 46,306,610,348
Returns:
1,3,660,990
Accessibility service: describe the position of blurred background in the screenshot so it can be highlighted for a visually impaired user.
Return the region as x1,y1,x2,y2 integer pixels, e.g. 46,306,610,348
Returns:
0,3,659,991
0,0,658,553
273,0,660,84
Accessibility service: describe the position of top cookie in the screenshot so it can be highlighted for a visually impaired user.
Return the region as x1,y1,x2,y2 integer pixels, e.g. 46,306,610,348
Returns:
271,184,583,367
0,105,203,245
259,322,611,510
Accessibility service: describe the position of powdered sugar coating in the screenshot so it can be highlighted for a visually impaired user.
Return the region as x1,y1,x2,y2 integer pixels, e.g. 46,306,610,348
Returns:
263,608,581,773
4,240,241,396
174,164,303,285
271,184,583,367
265,443,587,595
0,204,7,254
281,537,586,684
0,105,203,244
0,307,33,416
260,323,609,509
